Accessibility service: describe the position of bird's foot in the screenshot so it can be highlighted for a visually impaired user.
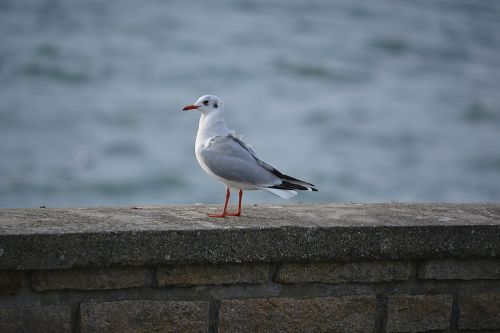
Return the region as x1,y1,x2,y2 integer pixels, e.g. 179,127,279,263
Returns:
207,213,226,218
225,211,241,217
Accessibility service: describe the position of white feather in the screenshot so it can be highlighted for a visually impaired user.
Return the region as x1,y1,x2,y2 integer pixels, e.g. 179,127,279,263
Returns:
263,187,298,199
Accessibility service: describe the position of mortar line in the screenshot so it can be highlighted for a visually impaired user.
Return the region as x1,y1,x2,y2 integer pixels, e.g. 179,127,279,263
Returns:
208,297,221,333
270,262,281,283
71,302,81,333
375,293,387,333
450,287,460,332
150,265,159,288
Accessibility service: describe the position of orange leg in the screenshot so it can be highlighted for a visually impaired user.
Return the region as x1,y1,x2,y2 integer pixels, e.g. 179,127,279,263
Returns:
226,189,243,216
208,188,230,218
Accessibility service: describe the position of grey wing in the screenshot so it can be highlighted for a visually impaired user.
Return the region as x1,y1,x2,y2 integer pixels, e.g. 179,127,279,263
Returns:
231,136,286,177
232,135,318,191
199,135,280,186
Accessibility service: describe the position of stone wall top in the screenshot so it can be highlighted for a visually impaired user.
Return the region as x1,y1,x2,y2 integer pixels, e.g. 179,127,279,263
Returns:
0,203,499,270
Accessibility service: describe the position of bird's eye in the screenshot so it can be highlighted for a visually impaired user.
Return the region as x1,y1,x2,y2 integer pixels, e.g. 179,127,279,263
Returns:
214,102,218,108
203,100,209,106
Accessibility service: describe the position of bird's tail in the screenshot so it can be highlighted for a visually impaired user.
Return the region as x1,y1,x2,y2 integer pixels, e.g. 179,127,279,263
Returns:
264,173,318,199
254,159,318,198
263,187,298,199
268,176,318,193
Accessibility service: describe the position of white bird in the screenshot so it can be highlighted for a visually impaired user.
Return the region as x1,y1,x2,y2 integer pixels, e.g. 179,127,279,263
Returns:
182,95,317,218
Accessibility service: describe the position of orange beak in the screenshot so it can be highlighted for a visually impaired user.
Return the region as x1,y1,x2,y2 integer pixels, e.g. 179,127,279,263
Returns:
182,105,198,111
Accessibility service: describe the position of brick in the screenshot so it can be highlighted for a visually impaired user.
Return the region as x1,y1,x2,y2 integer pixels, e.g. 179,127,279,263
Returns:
218,295,377,332
459,293,500,330
0,271,23,295
0,305,71,333
80,300,209,333
386,294,452,332
31,267,150,291
419,259,500,280
275,261,413,284
157,263,270,286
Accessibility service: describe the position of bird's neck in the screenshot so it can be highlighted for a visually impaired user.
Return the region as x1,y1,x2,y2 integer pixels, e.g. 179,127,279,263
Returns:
196,111,231,147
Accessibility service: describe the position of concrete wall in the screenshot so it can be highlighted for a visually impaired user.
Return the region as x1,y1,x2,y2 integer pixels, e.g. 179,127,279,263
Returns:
1,203,499,332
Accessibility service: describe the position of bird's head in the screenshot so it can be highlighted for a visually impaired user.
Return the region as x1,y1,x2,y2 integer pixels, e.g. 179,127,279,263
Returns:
182,95,224,114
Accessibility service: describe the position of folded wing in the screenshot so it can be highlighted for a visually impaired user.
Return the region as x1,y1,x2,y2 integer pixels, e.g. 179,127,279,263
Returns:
199,134,318,196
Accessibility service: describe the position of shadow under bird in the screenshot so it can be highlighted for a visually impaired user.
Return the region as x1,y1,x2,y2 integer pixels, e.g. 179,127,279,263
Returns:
182,95,318,217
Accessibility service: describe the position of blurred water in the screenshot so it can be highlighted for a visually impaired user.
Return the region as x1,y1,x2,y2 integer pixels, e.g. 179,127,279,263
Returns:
1,0,500,208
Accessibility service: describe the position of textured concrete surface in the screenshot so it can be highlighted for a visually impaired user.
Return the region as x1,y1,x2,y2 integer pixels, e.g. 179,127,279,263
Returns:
419,259,500,280
31,267,151,291
386,294,453,332
0,305,71,333
80,300,209,333
218,296,377,332
275,260,413,284
0,203,499,270
157,263,270,286
458,293,500,330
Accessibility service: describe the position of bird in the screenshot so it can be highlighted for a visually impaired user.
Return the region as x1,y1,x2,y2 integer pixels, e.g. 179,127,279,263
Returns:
182,95,317,218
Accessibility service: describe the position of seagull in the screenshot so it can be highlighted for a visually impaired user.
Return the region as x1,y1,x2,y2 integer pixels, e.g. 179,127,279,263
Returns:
182,95,318,218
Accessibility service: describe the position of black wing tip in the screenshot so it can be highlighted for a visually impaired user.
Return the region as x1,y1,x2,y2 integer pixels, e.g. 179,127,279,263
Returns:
271,169,317,186
269,181,318,192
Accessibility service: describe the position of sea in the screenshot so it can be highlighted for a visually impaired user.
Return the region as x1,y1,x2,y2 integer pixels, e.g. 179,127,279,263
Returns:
1,0,500,208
